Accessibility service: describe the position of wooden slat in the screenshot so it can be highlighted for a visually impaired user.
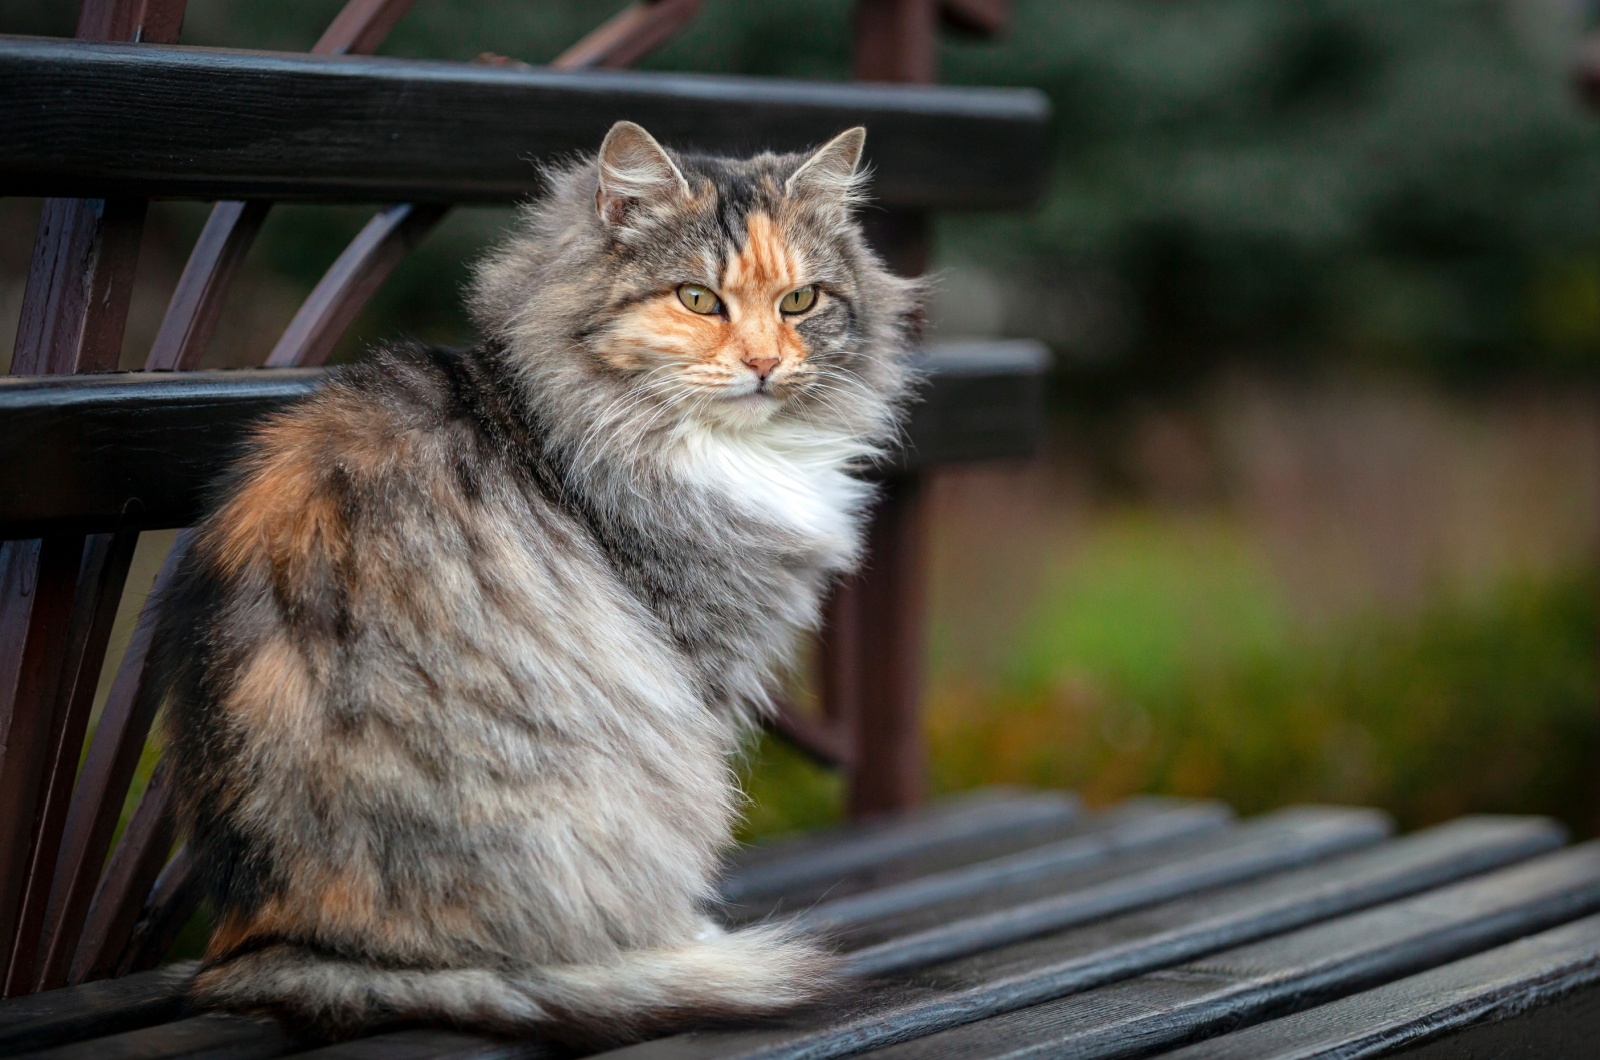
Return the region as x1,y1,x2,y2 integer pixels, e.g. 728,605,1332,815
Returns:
17,1013,293,1060
723,788,1080,903
865,840,1600,1059
1159,911,1600,1059
789,799,1233,934
293,1029,555,1060
841,807,1392,973
5,532,139,995
68,760,176,985
0,347,1047,541
0,538,85,984
0,961,195,1054
599,816,1557,1060
113,846,203,978
32,539,189,991
0,38,1051,210
262,203,448,369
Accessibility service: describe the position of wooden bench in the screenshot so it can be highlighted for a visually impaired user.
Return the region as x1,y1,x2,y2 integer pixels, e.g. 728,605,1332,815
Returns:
3,1,1597,1057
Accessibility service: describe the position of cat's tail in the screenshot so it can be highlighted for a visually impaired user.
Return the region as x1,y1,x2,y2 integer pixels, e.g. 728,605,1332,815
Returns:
191,923,839,1045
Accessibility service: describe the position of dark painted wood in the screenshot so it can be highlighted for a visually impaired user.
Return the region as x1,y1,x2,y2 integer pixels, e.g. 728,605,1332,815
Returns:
0,370,324,540
849,473,930,817
264,204,449,369
551,0,704,71
6,532,139,995
33,538,190,992
0,347,1046,541
601,816,1557,1060
115,846,202,978
0,37,1050,210
12,197,147,377
70,760,176,985
791,800,1233,934
292,1028,557,1059
1160,911,1600,1059
841,807,1393,971
0,537,85,990
16,1012,294,1060
144,200,271,372
0,962,195,1054
1384,978,1600,1060
901,342,1050,469
866,839,1600,1059
722,788,1080,903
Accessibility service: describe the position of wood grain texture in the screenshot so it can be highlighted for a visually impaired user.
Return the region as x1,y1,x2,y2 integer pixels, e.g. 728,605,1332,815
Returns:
32,538,190,992
0,38,1051,209
0,346,1046,541
0,961,195,1054
841,807,1394,972
68,760,176,986
600,815,1558,1060
1160,911,1600,1059
866,840,1600,1059
789,800,1234,934
0,537,84,987
5,532,139,995
722,788,1080,903
263,203,448,369
15,1012,295,1060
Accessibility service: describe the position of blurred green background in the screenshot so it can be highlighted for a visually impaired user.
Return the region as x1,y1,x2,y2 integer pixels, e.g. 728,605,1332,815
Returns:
2,0,1597,844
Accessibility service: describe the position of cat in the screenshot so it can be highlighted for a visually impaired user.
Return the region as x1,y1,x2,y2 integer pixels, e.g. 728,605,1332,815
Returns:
148,120,919,1044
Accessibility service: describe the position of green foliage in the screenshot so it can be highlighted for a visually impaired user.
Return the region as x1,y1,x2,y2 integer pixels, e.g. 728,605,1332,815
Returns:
922,560,1598,839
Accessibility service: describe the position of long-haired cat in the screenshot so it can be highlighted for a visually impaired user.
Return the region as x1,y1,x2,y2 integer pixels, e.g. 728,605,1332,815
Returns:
148,121,917,1043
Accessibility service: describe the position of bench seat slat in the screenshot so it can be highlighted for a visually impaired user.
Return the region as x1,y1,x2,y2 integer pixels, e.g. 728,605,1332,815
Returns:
18,1012,291,1060
1158,911,1600,1059
0,962,196,1054
0,37,1050,210
724,787,1080,904
862,840,1600,1060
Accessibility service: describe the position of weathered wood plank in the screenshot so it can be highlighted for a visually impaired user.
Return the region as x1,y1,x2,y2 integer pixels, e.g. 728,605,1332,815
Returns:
16,1012,293,1060
597,816,1557,1060
723,788,1080,904
1158,910,1600,1059
782,799,1233,932
0,37,1050,210
0,343,1048,542
0,962,195,1054
843,806,1392,973
291,1028,555,1059
865,838,1600,1059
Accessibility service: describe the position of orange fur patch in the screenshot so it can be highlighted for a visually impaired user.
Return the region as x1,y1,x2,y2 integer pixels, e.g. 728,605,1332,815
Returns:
603,212,813,382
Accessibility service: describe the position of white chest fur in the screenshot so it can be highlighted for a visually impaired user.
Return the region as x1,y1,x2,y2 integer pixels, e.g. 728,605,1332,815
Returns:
670,420,874,563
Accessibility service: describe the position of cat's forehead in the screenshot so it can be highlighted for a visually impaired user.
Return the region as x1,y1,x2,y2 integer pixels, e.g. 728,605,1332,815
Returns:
670,151,845,267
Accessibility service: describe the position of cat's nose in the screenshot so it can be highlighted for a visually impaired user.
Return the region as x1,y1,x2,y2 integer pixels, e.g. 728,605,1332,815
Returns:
743,355,780,381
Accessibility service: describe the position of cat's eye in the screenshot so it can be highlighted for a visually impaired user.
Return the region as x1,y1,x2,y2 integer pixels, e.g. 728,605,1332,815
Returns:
780,285,818,315
677,284,722,315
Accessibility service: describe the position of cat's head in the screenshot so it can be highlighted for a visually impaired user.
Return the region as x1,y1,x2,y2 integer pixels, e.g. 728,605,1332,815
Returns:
472,121,917,444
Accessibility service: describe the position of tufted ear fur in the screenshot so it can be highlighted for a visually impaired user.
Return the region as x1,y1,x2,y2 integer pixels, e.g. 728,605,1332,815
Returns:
785,127,867,205
595,121,690,228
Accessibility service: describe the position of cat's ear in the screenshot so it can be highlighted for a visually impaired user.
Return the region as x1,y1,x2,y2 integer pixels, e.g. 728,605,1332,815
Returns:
595,121,691,228
786,126,868,205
